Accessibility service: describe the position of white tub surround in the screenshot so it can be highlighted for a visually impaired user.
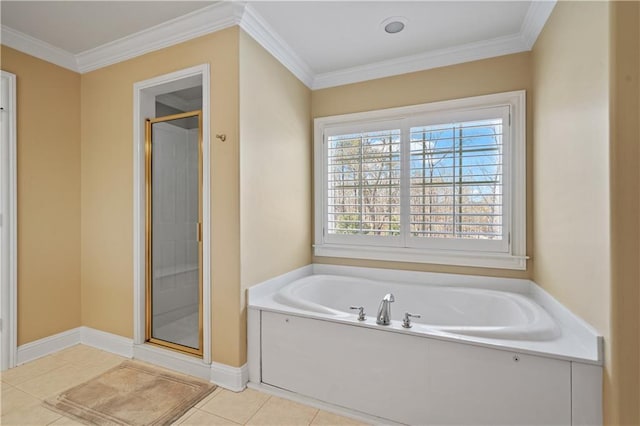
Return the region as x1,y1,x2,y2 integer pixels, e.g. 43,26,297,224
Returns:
248,264,603,426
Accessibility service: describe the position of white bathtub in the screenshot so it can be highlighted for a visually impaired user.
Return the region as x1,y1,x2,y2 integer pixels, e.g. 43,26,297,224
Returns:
274,274,560,341
248,266,603,426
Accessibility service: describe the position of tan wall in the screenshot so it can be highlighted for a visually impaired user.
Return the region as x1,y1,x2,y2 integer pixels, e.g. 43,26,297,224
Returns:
238,31,312,291
531,0,611,347
238,31,311,363
0,46,81,345
608,2,640,424
530,1,640,424
80,28,243,366
311,52,533,279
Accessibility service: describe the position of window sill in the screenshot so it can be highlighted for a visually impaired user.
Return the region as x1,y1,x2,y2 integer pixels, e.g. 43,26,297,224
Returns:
313,244,527,270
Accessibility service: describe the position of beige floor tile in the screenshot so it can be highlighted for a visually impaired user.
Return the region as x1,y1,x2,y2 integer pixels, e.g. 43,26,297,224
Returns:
1,350,329,426
200,388,270,424
172,407,199,425
0,356,68,386
195,386,223,408
0,386,42,416
50,344,105,365
50,344,125,371
0,404,61,425
247,396,318,426
48,414,86,425
81,349,127,366
178,408,241,425
15,363,108,399
311,410,369,426
82,354,126,372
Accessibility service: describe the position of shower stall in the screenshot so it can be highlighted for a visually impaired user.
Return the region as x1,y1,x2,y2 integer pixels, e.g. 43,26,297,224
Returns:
145,109,203,356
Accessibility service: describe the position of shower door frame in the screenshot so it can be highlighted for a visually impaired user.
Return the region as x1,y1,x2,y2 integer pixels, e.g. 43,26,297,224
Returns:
145,110,204,357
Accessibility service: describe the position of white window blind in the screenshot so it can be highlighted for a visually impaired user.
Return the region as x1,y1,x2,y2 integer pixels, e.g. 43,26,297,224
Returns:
409,119,503,241
327,130,401,237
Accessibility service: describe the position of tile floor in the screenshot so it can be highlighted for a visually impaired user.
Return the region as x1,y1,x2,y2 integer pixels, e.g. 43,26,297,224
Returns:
0,345,368,425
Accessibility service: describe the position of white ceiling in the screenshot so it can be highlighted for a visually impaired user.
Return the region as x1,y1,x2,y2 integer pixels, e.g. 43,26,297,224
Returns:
1,1,216,54
250,1,530,74
0,1,555,89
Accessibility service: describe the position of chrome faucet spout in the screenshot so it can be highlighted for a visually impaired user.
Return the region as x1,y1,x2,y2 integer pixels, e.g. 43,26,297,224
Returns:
376,293,395,325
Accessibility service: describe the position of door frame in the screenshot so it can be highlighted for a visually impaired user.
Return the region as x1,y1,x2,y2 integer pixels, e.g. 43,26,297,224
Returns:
133,65,211,363
145,110,204,357
0,70,18,370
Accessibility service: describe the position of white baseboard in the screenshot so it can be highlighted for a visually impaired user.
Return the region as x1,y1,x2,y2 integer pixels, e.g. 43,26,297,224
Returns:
210,361,248,392
16,327,82,365
15,326,249,392
80,327,134,358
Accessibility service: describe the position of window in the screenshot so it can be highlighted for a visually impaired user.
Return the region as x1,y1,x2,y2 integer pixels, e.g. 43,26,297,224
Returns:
314,91,526,269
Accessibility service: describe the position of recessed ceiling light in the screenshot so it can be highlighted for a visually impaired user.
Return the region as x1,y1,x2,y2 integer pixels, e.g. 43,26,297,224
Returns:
385,21,405,34
381,17,407,34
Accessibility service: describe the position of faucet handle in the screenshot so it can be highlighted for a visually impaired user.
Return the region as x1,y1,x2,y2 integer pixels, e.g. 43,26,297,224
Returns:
402,312,421,328
349,306,366,321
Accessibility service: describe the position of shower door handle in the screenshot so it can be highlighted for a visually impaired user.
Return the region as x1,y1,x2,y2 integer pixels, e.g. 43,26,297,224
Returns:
197,222,202,243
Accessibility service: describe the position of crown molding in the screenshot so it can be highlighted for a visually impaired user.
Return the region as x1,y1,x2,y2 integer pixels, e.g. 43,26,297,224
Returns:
76,2,244,73
312,33,529,90
521,0,557,49
0,26,77,71
239,4,314,88
0,0,555,89
311,0,556,89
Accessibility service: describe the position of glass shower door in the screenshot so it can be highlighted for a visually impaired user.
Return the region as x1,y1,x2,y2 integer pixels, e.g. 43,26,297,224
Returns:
145,111,202,356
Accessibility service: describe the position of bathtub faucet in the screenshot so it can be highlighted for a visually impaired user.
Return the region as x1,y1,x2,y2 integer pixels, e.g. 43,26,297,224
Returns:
376,293,395,325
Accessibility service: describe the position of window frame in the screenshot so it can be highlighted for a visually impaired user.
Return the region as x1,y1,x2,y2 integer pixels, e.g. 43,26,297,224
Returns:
313,90,527,270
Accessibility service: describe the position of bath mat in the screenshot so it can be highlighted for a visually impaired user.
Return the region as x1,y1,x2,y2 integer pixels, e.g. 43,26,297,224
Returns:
43,360,216,425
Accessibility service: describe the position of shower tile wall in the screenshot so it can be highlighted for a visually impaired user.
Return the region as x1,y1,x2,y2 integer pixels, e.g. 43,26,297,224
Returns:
152,122,199,348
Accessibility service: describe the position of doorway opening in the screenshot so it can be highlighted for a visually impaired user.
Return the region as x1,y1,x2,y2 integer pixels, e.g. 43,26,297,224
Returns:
133,65,210,363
